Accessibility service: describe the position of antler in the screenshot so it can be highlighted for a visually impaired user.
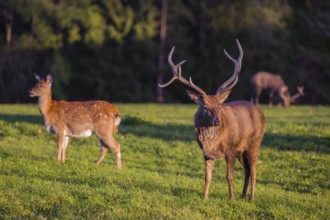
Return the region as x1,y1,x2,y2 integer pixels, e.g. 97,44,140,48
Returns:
34,73,42,82
216,39,243,95
291,86,304,103
158,46,207,96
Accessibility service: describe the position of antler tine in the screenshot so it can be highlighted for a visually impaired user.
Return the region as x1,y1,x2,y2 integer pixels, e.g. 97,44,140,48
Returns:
34,73,42,82
158,46,207,96
158,77,178,88
216,39,244,94
189,77,201,91
291,86,304,103
158,46,184,88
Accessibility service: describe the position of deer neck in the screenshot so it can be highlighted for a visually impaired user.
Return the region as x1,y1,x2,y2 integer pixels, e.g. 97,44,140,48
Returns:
38,90,52,118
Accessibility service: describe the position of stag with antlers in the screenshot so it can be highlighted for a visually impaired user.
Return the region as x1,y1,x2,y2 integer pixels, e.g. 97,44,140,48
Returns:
251,71,304,107
159,40,266,200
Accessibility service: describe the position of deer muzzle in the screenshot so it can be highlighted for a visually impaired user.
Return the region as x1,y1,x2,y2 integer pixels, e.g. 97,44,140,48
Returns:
28,89,36,97
211,119,221,126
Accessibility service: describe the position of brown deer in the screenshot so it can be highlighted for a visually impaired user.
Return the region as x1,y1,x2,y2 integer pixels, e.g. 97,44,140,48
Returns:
251,71,304,107
159,40,266,200
28,74,122,169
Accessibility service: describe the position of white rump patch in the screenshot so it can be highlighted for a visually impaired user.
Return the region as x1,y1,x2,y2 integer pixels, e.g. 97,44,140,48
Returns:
114,116,121,126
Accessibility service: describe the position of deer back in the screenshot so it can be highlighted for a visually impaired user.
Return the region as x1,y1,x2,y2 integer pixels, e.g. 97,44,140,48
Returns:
45,100,120,137
252,71,286,91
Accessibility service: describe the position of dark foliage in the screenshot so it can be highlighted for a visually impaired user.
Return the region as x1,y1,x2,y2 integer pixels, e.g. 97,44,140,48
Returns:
0,0,329,103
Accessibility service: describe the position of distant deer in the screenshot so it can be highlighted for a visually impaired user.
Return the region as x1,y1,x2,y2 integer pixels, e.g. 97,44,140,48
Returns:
28,74,122,169
251,71,304,107
159,40,266,200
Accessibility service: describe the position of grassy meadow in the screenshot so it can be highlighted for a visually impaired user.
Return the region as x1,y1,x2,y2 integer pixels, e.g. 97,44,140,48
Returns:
0,103,329,219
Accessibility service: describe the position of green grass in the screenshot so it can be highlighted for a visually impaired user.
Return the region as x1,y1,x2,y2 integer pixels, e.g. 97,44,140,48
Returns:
0,104,329,219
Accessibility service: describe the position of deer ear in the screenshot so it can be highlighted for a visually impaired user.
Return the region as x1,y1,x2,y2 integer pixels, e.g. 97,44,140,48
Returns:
46,74,53,84
186,90,202,104
216,90,231,104
34,73,41,82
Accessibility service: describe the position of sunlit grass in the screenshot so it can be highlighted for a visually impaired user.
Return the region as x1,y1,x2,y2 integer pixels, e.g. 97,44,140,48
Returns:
0,104,329,218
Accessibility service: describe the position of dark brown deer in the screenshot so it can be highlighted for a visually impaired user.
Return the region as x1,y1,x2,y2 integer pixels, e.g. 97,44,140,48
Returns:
251,71,304,107
28,74,122,169
159,40,266,200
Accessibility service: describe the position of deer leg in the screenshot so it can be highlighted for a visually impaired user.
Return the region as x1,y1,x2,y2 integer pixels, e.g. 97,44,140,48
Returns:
98,135,122,169
250,160,257,201
204,158,215,199
60,136,69,163
241,153,251,198
226,156,236,199
255,97,259,105
254,89,261,105
56,133,66,163
268,91,274,107
96,142,108,166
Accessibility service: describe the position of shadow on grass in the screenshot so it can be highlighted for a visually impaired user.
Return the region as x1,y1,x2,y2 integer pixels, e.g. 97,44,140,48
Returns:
129,163,203,179
1,114,328,154
262,133,330,154
0,114,194,142
0,114,43,124
265,114,330,128
122,116,329,154
120,115,195,142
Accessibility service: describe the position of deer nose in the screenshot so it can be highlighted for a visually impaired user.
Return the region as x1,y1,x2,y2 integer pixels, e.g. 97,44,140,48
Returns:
28,89,35,97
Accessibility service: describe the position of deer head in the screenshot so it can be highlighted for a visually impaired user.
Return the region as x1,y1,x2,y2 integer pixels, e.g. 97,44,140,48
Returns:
159,40,243,127
279,86,291,107
29,74,53,97
280,85,304,107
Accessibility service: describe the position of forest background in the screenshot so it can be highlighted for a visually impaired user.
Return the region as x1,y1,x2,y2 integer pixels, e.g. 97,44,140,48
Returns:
0,0,329,104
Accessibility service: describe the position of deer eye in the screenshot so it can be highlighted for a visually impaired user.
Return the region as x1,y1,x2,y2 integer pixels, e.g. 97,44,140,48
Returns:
203,106,208,111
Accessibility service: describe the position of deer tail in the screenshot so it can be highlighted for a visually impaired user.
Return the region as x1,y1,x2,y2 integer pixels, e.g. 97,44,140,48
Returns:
113,113,121,134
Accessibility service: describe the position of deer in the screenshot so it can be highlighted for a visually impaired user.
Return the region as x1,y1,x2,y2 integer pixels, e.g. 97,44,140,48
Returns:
158,40,266,200
250,71,304,107
28,74,122,169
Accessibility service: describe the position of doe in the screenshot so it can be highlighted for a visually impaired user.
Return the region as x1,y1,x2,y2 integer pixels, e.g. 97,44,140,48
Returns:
29,74,122,169
159,40,266,200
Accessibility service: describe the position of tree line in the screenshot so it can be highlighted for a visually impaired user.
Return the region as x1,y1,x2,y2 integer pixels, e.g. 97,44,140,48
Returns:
0,0,329,104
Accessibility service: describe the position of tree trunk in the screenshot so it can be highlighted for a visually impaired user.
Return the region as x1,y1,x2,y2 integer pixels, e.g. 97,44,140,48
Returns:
157,0,168,102
197,0,206,85
5,13,13,54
